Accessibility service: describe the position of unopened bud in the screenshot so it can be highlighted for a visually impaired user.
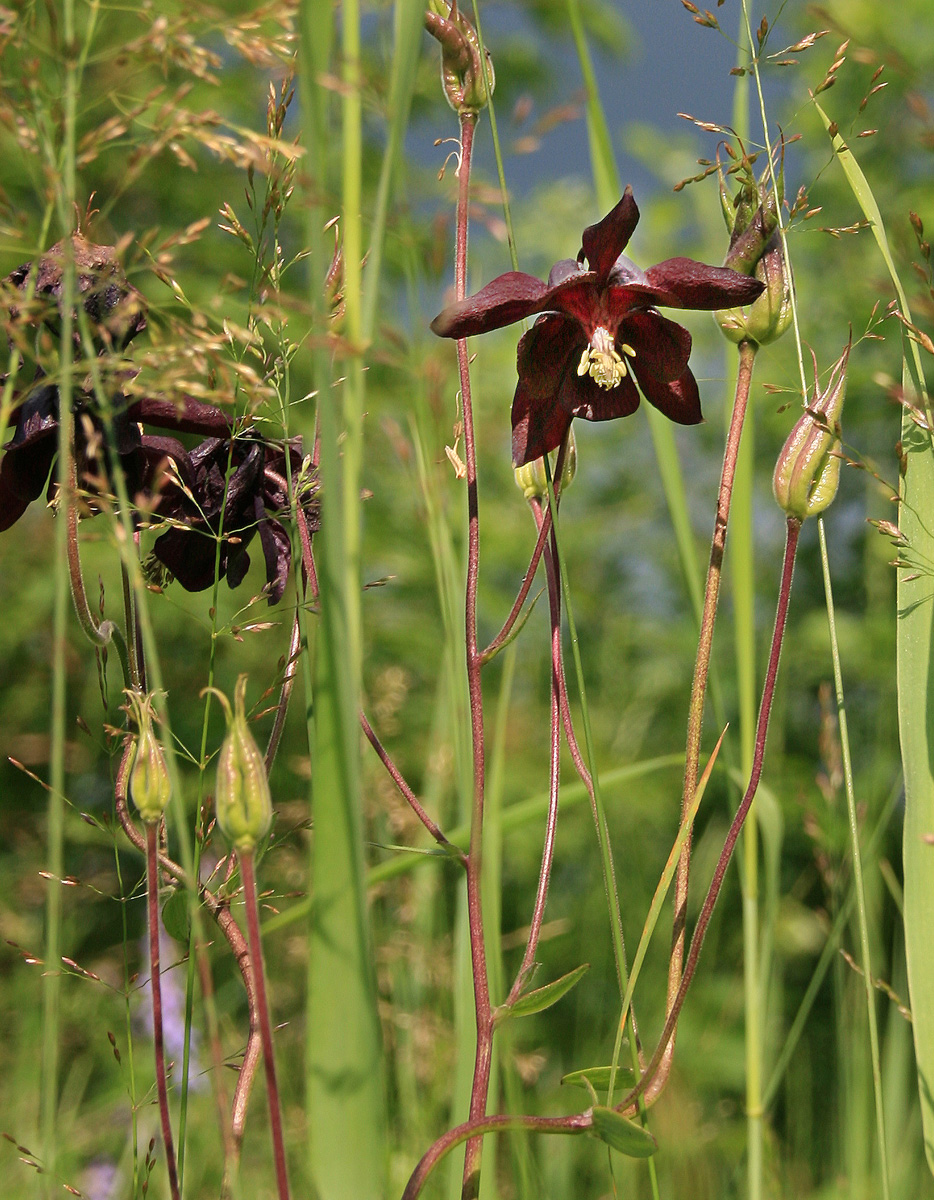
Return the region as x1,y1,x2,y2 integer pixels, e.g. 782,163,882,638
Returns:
204,676,272,851
773,341,850,521
717,233,793,346
425,0,494,115
125,690,171,824
514,427,577,500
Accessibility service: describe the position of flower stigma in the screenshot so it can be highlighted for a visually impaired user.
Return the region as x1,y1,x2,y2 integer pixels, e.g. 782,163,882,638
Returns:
576,326,633,389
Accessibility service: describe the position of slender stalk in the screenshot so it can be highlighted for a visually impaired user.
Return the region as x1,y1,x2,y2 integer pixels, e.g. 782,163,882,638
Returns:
818,517,891,1199
661,337,758,1090
622,516,800,1113
360,710,465,862
403,1110,592,1200
452,109,495,1200
502,505,562,1008
146,823,182,1200
239,849,291,1200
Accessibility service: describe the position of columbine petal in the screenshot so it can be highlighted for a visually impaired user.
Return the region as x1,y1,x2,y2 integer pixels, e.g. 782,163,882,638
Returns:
559,368,640,423
631,363,703,425
619,311,692,384
644,258,766,310
580,187,640,279
511,378,573,466
430,272,551,338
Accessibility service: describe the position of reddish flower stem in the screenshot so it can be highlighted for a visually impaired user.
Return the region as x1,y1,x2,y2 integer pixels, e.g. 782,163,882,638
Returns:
360,709,466,864
658,337,758,1097
479,504,552,663
620,514,800,1114
145,821,181,1200
453,108,495,1200
503,500,562,1008
402,1109,592,1200
238,848,290,1200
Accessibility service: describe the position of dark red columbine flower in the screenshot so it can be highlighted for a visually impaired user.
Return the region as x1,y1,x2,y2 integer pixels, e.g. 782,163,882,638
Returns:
431,187,766,466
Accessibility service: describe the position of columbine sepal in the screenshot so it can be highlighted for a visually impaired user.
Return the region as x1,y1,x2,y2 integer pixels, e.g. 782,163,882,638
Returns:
205,675,273,852
125,690,172,824
773,341,850,522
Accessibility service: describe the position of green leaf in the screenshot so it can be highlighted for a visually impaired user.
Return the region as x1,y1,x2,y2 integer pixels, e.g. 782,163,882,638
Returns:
498,963,589,1022
590,1106,657,1158
161,888,190,943
561,1065,635,1093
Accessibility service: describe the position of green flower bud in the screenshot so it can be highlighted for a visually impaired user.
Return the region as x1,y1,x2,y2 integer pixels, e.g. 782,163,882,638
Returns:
425,0,494,115
513,427,577,500
205,676,272,852
773,341,850,522
716,234,794,346
716,144,792,346
125,690,171,824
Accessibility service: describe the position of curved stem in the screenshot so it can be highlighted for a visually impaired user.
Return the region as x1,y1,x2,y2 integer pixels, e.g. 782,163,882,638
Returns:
479,504,552,663
622,515,799,1114
146,822,182,1200
265,607,302,772
239,849,290,1200
402,1109,592,1200
660,337,757,1091
502,502,562,1007
360,710,466,863
65,459,132,686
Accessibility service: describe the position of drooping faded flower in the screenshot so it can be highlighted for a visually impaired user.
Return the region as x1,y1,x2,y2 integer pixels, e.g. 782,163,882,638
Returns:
147,424,318,605
431,188,765,465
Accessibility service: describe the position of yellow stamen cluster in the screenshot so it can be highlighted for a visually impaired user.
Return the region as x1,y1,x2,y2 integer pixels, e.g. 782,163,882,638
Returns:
576,327,635,390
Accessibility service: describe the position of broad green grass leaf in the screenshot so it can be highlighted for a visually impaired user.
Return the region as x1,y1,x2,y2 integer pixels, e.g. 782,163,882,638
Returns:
815,98,934,1175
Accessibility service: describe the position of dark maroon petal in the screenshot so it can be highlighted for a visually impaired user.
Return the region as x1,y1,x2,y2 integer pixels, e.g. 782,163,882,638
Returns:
0,431,57,531
621,311,692,384
559,368,640,423
152,528,218,592
635,364,703,425
430,272,551,338
510,379,572,467
256,500,292,604
226,544,251,590
516,313,582,398
580,188,640,280
128,397,233,436
644,258,765,310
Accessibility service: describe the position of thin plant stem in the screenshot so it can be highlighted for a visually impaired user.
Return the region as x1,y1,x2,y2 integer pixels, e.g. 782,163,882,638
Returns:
239,849,291,1200
403,1110,592,1200
622,515,800,1114
661,336,758,1091
453,108,495,1200
360,710,465,862
502,504,562,1008
146,822,182,1200
817,516,891,1199
479,505,552,663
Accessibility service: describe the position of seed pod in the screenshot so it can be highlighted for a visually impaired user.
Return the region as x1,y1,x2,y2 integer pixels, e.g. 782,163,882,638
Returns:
206,676,272,852
425,0,494,115
125,690,171,824
773,341,850,521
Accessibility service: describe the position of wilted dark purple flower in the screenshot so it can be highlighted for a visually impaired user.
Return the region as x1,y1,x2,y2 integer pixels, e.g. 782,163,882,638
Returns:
431,187,766,465
5,234,147,353
147,424,317,605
